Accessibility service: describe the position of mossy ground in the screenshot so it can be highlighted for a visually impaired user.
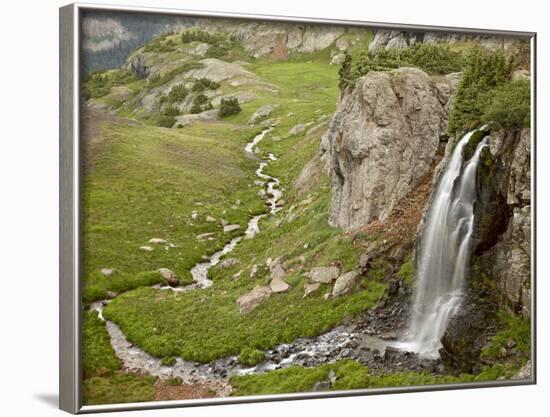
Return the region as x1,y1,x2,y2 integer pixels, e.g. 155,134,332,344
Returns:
230,358,524,396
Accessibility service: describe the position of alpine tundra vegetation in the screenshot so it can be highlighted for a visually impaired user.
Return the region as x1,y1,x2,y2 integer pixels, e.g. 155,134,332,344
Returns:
81,11,532,405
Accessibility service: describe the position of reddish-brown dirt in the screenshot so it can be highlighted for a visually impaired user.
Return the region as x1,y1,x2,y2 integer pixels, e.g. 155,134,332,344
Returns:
154,380,218,401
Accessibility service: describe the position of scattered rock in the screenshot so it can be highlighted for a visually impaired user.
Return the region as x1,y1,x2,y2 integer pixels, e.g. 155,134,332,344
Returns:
328,370,337,384
206,216,216,222
287,123,310,136
158,268,180,287
100,268,114,276
303,282,321,298
220,219,229,226
223,224,241,233
237,286,272,314
332,270,360,297
511,360,531,380
270,276,290,293
149,238,167,244
506,338,517,349
106,290,118,299
191,211,198,220
250,264,258,278
270,263,286,281
139,246,154,252
307,266,341,284
313,381,331,392
323,292,332,301
248,104,279,125
196,232,215,241
219,258,240,268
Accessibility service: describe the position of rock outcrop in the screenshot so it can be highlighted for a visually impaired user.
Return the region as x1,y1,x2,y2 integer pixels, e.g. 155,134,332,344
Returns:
326,67,456,231
440,127,531,371
369,29,527,54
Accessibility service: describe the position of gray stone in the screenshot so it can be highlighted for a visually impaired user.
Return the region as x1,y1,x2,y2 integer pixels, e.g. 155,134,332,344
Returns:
270,263,286,281
219,258,240,268
287,123,310,136
206,215,216,222
196,232,215,241
100,268,114,276
223,224,241,233
326,68,449,232
139,246,154,252
303,282,321,298
237,286,272,314
270,276,290,293
158,268,180,287
248,104,279,125
307,266,341,284
148,238,167,244
332,270,360,297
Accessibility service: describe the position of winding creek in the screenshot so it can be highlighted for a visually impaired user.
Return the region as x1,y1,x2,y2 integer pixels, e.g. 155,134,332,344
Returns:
89,127,416,395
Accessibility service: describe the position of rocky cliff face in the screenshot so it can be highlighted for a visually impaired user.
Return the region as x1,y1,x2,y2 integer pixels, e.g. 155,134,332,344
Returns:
439,127,531,371
196,19,365,59
324,67,460,232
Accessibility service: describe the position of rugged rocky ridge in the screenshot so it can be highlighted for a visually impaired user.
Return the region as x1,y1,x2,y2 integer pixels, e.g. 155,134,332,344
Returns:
324,67,459,232
369,29,527,54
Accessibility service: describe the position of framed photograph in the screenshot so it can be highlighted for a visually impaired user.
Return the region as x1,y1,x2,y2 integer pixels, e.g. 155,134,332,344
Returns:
59,2,536,413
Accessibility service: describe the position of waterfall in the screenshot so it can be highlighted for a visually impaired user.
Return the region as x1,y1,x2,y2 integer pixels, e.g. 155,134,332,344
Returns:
395,129,489,359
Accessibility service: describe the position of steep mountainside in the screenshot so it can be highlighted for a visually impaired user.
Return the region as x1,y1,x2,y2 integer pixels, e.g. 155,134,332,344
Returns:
81,17,532,405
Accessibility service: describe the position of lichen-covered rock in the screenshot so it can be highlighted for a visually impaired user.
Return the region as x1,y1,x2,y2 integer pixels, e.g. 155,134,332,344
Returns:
307,266,341,284
326,68,450,231
332,270,360,297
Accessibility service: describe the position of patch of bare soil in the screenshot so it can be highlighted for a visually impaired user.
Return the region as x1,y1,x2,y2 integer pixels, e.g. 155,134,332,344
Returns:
154,380,219,401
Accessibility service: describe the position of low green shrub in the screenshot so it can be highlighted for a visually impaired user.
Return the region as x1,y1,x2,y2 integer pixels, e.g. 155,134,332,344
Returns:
189,93,213,114
192,78,221,93
482,80,530,130
448,48,514,135
218,97,242,117
239,348,266,366
339,43,464,90
166,84,188,103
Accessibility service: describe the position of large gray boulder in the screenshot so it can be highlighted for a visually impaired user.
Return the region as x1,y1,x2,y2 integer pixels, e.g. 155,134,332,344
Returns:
326,68,451,231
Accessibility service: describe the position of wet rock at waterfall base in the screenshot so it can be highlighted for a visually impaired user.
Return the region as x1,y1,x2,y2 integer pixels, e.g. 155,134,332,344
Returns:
440,299,498,373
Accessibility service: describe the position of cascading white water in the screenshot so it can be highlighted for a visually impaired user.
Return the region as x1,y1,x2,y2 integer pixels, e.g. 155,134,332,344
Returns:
395,129,489,359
